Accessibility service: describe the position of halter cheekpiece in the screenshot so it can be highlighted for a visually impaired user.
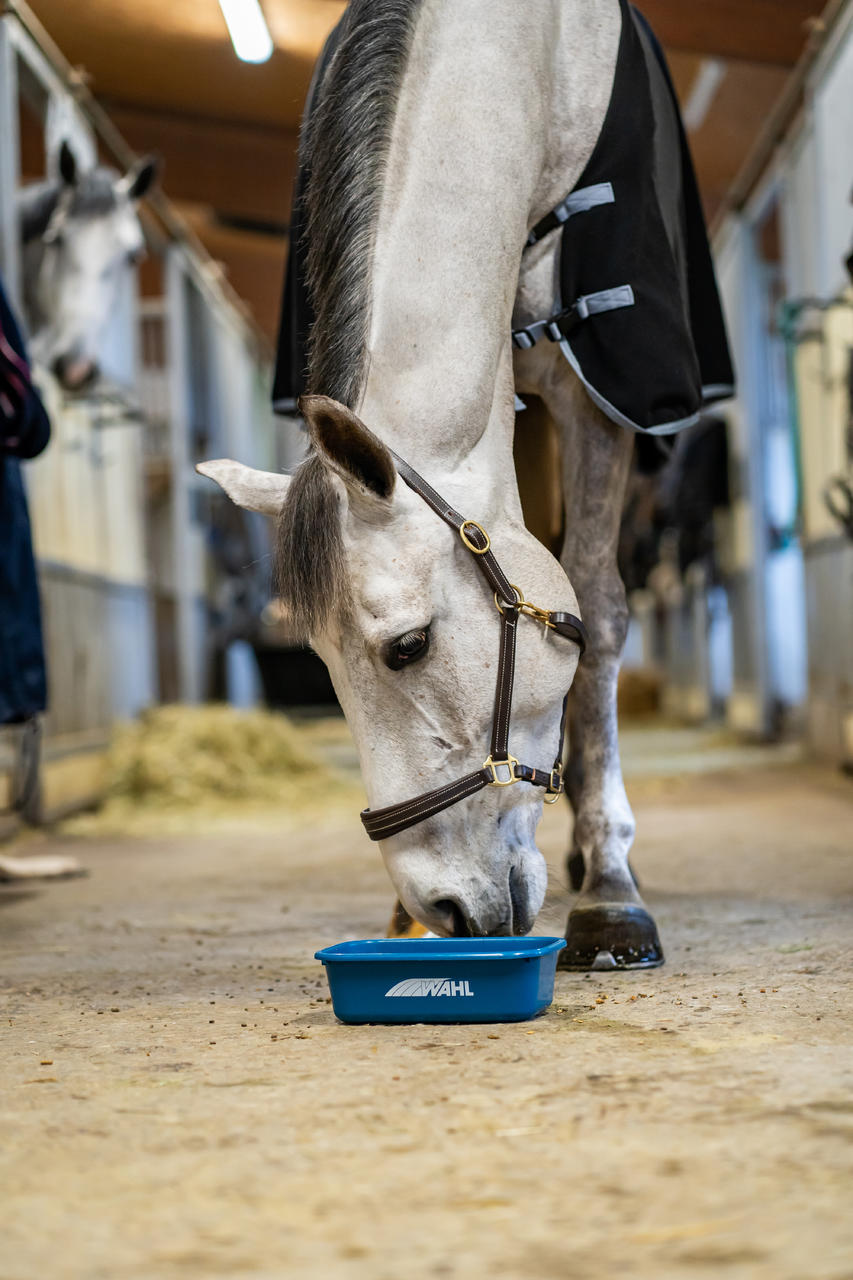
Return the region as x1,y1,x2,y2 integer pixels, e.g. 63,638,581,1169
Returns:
359,454,587,842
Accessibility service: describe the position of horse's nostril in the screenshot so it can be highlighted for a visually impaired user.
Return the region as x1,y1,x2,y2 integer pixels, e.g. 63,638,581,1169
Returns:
433,898,473,937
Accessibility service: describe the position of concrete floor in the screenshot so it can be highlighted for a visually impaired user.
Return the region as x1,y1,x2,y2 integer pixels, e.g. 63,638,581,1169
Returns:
2,727,853,1280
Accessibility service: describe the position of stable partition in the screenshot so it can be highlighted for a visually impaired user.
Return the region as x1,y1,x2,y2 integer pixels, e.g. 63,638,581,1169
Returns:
0,3,276,820
0,13,156,819
775,7,853,766
706,3,853,762
787,297,853,766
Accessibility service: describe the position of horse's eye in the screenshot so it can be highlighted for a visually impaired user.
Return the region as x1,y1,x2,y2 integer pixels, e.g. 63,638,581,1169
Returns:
386,627,430,671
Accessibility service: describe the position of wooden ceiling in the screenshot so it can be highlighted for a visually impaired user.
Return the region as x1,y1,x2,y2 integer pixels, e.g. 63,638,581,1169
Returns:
24,0,825,341
31,0,345,128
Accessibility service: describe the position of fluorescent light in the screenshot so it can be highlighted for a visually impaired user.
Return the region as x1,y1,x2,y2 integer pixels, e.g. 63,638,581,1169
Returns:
218,0,274,64
682,59,726,133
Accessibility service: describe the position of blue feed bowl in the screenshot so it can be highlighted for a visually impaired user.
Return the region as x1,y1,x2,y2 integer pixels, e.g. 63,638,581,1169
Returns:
315,936,567,1024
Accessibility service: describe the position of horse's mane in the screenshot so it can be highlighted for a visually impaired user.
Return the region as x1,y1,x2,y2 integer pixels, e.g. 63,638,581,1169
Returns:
304,0,424,408
18,169,119,244
277,0,423,638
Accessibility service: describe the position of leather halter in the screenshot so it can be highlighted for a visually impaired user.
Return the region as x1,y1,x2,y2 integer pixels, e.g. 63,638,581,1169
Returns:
359,454,587,842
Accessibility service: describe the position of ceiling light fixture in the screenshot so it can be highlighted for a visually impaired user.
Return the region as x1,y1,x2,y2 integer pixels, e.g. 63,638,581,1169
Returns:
218,0,274,64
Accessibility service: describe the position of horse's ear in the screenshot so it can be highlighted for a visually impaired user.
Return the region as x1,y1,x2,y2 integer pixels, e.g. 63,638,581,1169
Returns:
123,155,160,202
196,459,290,517
300,395,395,503
59,141,77,187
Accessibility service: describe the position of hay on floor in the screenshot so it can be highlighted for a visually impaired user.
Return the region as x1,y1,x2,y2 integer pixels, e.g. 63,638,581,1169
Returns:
65,705,363,835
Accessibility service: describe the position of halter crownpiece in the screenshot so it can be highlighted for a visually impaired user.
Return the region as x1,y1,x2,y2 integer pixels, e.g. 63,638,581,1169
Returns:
359,454,587,842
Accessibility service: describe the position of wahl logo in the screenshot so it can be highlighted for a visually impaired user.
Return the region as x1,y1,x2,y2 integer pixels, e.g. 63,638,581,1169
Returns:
385,978,475,998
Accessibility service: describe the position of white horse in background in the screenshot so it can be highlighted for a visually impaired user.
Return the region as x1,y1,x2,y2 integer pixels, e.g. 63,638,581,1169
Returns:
18,140,157,390
200,0,733,966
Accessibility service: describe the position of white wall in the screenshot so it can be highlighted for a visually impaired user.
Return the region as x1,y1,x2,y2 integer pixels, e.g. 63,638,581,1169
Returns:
812,13,853,295
763,9,853,762
780,124,820,299
711,220,774,733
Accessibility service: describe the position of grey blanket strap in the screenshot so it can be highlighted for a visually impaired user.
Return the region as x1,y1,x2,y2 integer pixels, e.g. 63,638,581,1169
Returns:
524,181,615,249
512,285,635,351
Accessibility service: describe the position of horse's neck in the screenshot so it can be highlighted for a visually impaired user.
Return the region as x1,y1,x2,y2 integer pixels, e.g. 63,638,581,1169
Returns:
359,0,620,493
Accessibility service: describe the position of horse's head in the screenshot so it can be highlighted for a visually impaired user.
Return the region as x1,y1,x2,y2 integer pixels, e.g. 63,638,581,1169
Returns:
200,396,582,936
21,141,158,390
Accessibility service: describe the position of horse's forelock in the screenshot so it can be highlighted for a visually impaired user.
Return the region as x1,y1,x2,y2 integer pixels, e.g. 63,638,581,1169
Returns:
19,167,122,245
275,451,351,639
70,169,121,219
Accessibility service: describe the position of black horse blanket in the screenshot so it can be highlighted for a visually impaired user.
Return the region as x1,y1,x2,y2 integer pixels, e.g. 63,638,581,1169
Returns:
273,0,734,435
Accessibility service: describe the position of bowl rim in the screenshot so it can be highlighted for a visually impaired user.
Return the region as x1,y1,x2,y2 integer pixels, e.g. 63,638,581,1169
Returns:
315,936,567,964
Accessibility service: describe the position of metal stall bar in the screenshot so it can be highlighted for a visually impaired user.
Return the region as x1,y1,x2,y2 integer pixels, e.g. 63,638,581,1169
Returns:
0,18,21,306
165,248,204,704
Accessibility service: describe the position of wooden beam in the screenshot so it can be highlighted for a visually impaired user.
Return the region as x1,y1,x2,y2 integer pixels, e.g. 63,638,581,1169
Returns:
22,0,315,129
24,0,343,127
176,204,287,344
104,103,298,226
708,0,848,230
644,0,824,64
685,60,791,222
663,51,704,105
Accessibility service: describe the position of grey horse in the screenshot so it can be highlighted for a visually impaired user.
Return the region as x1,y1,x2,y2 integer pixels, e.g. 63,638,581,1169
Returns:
199,0,733,967
18,140,157,390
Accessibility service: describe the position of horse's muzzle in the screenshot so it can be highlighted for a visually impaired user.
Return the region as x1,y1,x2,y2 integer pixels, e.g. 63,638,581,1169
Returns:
428,866,536,937
52,353,98,391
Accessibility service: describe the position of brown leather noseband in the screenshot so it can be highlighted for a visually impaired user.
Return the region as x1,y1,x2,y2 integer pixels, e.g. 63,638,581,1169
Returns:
359,454,587,842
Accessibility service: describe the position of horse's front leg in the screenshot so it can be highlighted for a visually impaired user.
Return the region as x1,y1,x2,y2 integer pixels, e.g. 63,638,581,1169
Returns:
546,375,664,970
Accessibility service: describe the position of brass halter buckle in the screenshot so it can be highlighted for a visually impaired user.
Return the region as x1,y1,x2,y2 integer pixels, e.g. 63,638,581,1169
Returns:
459,519,491,554
483,754,520,787
544,763,564,804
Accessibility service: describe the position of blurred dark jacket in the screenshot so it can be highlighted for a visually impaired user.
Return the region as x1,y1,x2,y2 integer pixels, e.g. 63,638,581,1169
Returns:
0,274,50,723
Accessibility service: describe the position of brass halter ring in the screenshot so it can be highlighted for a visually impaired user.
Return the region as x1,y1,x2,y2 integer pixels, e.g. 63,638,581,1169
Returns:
494,583,524,615
459,519,491,554
544,763,564,804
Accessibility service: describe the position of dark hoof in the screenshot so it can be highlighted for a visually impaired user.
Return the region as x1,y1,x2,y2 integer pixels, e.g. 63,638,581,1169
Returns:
565,851,642,894
559,904,664,971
